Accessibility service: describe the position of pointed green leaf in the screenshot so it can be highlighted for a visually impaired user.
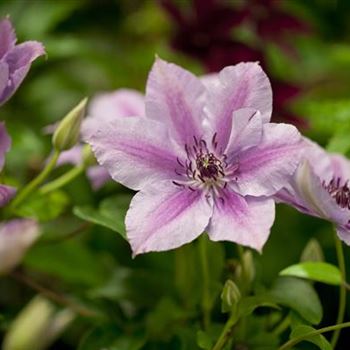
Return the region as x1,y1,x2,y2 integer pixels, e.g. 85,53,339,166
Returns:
280,262,341,286
268,277,323,325
290,325,332,350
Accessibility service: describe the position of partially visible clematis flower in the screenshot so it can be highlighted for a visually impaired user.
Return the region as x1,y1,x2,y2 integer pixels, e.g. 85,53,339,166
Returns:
275,140,350,244
160,0,310,127
85,58,305,255
0,122,16,206
0,219,40,275
0,17,45,106
55,89,145,190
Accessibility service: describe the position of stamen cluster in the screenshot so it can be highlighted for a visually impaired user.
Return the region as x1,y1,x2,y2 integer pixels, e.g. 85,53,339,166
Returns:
323,177,350,210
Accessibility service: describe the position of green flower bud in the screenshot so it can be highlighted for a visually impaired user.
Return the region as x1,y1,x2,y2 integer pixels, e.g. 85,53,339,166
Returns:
300,238,324,262
52,98,87,151
82,144,97,167
221,279,241,313
3,296,74,350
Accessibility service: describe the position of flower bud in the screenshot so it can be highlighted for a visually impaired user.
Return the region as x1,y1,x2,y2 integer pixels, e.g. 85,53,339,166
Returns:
0,219,40,275
221,279,241,313
300,238,324,262
52,98,87,151
82,144,97,167
3,296,74,350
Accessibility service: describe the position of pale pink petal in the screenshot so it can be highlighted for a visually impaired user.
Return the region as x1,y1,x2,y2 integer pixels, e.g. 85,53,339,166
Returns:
89,89,144,121
145,57,206,146
207,191,275,252
224,108,263,160
0,41,45,105
330,154,350,181
336,225,350,246
0,219,40,275
126,182,212,256
56,145,83,167
0,18,16,59
0,62,9,97
206,62,272,150
84,117,181,191
0,122,11,171
87,166,111,190
233,123,304,196
0,185,16,207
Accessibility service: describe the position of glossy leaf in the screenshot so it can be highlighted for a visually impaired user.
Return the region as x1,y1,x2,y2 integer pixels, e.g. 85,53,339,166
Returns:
268,277,323,325
280,262,341,285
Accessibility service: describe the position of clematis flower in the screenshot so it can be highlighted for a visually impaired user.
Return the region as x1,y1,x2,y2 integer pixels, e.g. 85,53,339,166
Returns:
0,122,16,206
276,140,350,244
0,17,45,106
55,89,145,190
85,58,305,255
0,219,40,275
161,0,310,127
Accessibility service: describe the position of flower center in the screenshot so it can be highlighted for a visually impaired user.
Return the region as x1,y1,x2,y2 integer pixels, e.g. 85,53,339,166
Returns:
173,134,238,192
323,177,350,210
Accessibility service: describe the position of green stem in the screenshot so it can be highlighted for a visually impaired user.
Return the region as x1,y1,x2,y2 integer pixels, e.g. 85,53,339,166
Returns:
199,235,211,329
272,315,291,336
331,233,347,348
237,245,246,291
10,150,60,209
211,312,239,350
278,322,350,350
40,164,85,194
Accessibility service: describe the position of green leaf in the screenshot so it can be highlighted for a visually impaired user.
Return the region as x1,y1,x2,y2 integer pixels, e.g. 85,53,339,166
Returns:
280,262,341,285
15,190,69,221
74,194,132,239
196,330,212,350
268,277,323,325
238,296,280,318
24,240,108,287
78,325,145,350
290,325,332,350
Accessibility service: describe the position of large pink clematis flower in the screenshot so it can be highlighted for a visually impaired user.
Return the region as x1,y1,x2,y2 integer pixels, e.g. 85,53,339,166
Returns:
276,139,350,244
85,58,305,255
56,89,145,190
0,17,45,106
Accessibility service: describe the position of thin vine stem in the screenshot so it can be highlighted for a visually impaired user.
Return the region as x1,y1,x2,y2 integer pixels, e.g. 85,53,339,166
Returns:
10,270,100,318
331,232,347,348
278,322,350,350
10,150,60,209
40,164,85,194
199,235,211,330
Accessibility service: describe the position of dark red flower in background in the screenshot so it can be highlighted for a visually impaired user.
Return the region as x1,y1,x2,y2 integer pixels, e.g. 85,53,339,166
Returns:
160,0,311,127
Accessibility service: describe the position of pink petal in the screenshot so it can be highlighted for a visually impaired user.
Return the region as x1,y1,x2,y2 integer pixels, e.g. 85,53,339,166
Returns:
84,117,181,191
87,166,111,190
126,182,212,256
89,89,145,121
207,191,275,252
145,57,206,146
0,18,16,59
0,184,16,207
206,62,272,150
336,225,350,246
224,108,263,160
0,219,40,275
0,122,11,171
0,41,45,105
56,145,83,167
330,154,350,182
234,123,304,196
